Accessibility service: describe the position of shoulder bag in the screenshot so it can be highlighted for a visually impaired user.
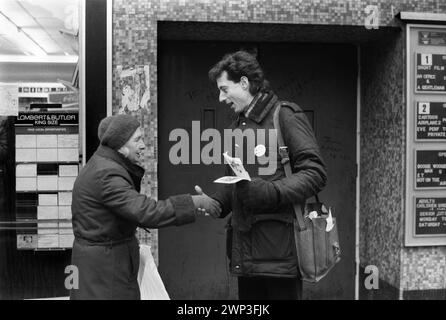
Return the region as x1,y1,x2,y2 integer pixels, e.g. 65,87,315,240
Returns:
273,102,341,283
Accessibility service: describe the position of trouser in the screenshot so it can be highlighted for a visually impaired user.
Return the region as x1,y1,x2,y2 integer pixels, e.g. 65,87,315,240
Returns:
238,276,302,300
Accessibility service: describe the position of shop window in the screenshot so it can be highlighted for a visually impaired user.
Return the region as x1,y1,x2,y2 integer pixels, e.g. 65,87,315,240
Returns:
0,0,81,299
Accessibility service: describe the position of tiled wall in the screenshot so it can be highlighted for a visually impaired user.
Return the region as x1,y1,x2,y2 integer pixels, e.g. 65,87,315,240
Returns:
360,31,446,293
402,247,446,290
112,0,446,291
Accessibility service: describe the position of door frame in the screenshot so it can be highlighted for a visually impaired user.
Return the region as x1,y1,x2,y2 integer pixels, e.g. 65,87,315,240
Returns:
355,45,361,300
151,23,362,300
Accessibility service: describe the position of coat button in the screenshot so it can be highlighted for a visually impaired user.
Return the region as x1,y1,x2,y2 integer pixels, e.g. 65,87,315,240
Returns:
235,265,240,269
241,122,246,126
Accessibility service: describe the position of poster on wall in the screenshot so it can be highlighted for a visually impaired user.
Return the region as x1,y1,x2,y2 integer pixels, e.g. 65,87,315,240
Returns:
0,83,19,116
116,65,150,115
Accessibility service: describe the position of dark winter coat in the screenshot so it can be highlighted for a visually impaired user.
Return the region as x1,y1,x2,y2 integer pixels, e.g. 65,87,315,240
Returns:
70,145,196,300
213,91,327,278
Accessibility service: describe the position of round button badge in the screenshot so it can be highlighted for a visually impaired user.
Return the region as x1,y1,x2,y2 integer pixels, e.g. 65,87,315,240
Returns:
254,144,266,157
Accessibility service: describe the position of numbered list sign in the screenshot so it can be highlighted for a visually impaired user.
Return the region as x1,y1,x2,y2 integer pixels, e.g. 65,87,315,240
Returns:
416,102,446,140
416,53,446,92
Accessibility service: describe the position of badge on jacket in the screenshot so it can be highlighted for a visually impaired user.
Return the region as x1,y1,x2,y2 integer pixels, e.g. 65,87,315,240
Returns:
254,144,266,157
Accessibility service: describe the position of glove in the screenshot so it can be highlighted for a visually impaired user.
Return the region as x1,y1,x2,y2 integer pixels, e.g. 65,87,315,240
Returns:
236,177,279,212
191,195,222,218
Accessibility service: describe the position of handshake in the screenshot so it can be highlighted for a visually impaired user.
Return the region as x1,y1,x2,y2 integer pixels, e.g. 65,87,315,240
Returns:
191,185,222,218
190,178,279,218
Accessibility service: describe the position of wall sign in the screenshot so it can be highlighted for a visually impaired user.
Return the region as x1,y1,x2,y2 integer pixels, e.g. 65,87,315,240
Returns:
418,31,446,46
415,150,446,189
406,26,446,246
15,109,78,250
416,102,446,140
415,197,446,235
415,53,446,93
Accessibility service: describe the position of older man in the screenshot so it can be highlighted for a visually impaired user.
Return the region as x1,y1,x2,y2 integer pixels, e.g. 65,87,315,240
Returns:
70,114,220,300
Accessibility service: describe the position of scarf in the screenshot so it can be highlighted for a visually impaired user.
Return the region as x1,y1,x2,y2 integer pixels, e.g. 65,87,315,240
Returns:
94,145,145,192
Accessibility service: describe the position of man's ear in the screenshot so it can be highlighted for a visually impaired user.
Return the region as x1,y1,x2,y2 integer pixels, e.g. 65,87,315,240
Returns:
240,76,250,90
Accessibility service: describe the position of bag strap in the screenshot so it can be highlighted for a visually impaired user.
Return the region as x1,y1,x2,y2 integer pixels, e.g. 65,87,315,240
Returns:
272,102,307,231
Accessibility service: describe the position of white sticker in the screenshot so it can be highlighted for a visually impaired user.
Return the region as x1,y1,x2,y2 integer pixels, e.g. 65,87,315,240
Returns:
254,144,266,157
418,102,430,114
421,54,432,66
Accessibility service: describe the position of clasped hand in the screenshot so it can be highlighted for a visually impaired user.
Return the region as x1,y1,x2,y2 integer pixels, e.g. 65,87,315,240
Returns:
191,185,221,218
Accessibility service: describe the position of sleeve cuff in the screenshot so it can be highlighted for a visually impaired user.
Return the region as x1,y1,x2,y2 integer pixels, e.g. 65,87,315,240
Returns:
210,192,231,218
169,194,196,225
272,180,286,206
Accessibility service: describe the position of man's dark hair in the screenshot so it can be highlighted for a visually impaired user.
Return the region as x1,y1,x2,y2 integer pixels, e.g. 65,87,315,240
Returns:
208,51,268,95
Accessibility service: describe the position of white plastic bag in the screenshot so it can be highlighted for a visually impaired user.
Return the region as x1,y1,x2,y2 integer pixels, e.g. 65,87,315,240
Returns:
137,245,170,300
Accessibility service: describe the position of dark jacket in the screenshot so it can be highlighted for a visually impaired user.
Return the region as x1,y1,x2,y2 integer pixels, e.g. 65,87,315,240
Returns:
70,145,196,300
213,91,327,278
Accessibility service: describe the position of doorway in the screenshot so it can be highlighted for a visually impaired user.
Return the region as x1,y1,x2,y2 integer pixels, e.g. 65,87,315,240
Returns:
158,40,357,299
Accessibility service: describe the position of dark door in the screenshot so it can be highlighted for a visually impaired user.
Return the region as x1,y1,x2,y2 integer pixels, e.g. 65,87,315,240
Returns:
158,41,357,299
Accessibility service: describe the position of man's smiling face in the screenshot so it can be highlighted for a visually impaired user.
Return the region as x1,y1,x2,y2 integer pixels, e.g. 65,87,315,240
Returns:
216,71,253,114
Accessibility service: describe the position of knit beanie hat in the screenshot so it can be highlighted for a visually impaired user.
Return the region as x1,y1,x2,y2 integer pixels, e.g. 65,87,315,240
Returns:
99,114,140,150
97,116,114,141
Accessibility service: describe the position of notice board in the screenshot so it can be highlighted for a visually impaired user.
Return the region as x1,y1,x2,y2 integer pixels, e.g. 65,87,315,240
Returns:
15,109,79,250
406,25,446,246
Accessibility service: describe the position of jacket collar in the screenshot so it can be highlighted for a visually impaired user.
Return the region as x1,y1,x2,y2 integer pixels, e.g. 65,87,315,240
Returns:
243,90,278,123
94,145,145,190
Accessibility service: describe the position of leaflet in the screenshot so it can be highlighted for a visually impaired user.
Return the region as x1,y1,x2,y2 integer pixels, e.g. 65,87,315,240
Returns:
59,165,78,177
59,234,74,248
37,206,59,220
58,135,78,148
58,148,78,162
58,206,72,220
16,149,37,162
16,177,37,191
37,175,58,191
58,177,76,191
16,135,36,148
214,152,251,184
36,135,58,148
37,223,58,235
39,194,58,206
37,148,58,162
58,192,72,206
37,234,59,247
16,164,37,177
